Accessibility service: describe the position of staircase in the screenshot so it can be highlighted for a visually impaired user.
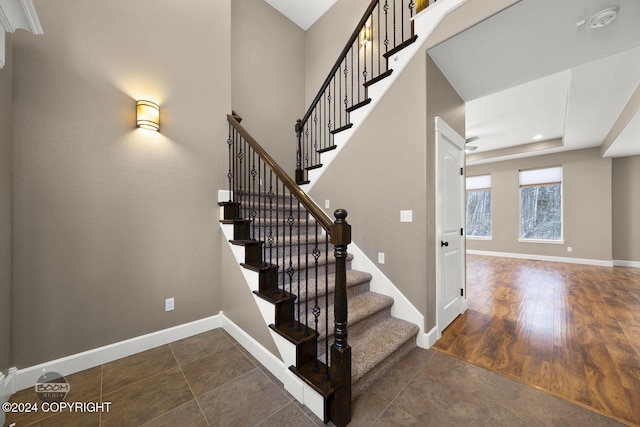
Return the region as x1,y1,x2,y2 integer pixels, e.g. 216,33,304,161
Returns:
221,113,418,425
220,0,468,424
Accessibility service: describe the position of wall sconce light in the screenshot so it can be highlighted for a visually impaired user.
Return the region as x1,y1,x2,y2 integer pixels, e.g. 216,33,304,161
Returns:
136,100,160,131
360,25,371,46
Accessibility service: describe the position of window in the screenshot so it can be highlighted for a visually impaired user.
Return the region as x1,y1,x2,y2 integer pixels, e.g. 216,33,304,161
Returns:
466,174,491,238
519,166,562,241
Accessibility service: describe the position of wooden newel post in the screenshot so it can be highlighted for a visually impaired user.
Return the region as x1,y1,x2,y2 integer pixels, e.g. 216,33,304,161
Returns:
295,119,305,184
330,208,352,427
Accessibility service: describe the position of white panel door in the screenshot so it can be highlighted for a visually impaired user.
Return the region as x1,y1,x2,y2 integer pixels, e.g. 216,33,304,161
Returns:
436,117,465,333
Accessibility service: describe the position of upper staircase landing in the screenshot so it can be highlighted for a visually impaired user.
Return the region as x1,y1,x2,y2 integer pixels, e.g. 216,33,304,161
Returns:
297,0,467,192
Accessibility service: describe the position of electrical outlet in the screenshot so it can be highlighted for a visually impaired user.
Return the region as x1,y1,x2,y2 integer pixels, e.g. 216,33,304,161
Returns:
400,210,413,223
325,200,330,209
165,298,174,311
567,246,573,252
378,252,385,264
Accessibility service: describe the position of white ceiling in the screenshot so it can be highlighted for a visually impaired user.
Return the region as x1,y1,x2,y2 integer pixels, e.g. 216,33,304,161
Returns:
263,0,336,30
427,0,640,163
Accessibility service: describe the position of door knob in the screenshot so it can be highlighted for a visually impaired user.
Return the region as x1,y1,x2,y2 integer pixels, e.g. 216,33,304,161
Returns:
441,240,449,247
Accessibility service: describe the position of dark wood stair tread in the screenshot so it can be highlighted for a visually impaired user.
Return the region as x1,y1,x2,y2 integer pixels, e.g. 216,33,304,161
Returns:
305,164,323,171
383,34,418,59
270,321,318,345
363,69,393,88
330,123,353,135
290,361,335,397
253,288,295,305
317,145,337,154
346,98,372,113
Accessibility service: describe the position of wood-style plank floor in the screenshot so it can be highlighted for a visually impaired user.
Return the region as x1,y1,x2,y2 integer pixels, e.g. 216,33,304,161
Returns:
434,255,640,426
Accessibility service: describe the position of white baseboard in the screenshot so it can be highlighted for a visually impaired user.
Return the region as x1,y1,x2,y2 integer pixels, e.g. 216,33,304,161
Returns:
613,259,640,268
1,368,17,426
14,315,223,392
423,326,439,349
467,249,614,267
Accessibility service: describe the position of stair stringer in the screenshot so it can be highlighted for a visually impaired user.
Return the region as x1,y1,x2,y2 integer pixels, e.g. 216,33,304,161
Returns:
300,0,468,194
348,242,438,348
219,218,327,421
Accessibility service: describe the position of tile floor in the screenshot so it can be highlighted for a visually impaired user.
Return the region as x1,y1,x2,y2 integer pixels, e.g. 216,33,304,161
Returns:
4,328,625,426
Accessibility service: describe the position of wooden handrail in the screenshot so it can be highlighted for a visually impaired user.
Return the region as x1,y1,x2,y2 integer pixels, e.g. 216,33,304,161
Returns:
228,113,335,234
299,0,380,127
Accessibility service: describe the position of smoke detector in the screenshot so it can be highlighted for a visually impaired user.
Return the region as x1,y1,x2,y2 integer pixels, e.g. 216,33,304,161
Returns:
589,7,618,28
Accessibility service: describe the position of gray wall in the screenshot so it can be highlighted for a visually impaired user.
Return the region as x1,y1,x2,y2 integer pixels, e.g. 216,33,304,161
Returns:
425,54,465,330
11,0,231,367
466,148,613,262
612,155,640,262
231,0,305,174
0,34,12,371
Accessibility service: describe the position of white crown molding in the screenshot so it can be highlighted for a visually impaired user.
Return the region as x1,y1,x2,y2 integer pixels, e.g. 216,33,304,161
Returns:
0,0,42,68
19,0,43,34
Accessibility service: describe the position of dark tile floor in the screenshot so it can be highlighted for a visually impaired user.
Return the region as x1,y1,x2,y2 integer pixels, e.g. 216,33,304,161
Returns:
4,328,625,426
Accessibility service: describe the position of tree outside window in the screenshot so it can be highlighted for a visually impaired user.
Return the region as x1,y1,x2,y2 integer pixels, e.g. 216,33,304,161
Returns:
519,166,562,241
466,175,491,238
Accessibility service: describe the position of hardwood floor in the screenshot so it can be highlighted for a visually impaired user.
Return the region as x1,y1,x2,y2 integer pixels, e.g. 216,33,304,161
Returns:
434,255,640,426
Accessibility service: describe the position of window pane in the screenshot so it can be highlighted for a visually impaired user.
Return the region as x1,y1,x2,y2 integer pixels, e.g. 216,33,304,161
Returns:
466,189,491,237
520,184,561,240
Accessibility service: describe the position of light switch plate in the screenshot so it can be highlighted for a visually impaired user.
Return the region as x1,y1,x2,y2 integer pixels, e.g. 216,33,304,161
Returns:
400,210,413,222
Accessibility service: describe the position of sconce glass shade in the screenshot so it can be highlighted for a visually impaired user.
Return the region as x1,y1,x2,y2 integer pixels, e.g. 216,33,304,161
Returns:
360,25,371,46
136,100,160,131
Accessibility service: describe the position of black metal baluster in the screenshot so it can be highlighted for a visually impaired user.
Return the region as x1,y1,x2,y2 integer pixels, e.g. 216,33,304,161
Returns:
328,84,332,148
393,0,397,47
268,172,274,271
363,41,368,87
401,0,404,43
312,222,321,372
384,0,389,54
304,212,309,336
296,202,301,331
377,4,381,75
370,18,374,80
325,238,330,380
286,191,294,326
250,150,256,240
276,179,283,295
343,58,349,120
227,126,233,202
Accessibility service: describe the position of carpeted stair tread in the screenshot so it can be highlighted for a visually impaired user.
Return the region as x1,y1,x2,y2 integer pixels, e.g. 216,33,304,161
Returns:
314,292,393,338
294,270,372,302
349,316,419,384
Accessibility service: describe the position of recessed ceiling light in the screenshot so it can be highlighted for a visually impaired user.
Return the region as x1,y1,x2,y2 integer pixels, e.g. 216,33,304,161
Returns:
533,134,543,140
589,7,618,29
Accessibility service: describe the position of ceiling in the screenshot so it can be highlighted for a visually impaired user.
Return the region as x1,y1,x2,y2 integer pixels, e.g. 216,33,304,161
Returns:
267,0,640,163
263,0,336,30
427,0,640,163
